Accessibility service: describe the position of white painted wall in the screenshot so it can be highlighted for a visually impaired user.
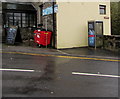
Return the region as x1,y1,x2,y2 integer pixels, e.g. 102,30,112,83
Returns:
56,2,111,49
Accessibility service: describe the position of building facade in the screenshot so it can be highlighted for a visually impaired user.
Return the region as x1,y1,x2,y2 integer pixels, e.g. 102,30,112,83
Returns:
1,1,111,49
55,2,111,49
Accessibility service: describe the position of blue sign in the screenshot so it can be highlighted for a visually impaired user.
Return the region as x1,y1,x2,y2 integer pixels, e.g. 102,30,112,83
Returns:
88,30,95,47
43,4,58,16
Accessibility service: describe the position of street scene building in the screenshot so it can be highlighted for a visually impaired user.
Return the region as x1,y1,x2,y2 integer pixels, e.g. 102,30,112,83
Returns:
1,1,111,49
1,0,120,98
55,2,111,49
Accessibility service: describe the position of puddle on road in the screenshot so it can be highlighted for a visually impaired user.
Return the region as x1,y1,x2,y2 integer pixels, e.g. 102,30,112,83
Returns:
12,86,53,95
3,61,57,96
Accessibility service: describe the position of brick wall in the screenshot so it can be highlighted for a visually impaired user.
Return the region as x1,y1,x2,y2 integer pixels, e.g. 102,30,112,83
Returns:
42,2,57,47
104,35,120,51
42,2,54,31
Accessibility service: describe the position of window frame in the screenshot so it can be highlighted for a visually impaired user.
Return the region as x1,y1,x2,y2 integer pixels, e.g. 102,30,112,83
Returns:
99,5,106,15
4,12,37,28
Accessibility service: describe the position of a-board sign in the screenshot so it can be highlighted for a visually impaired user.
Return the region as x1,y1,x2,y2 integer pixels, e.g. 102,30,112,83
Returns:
6,26,18,44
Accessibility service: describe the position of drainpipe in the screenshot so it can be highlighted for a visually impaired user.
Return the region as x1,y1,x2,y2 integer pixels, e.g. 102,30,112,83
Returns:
52,1,55,48
39,4,43,24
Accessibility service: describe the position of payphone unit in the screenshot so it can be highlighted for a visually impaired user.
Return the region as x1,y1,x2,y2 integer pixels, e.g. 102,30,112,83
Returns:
88,21,103,49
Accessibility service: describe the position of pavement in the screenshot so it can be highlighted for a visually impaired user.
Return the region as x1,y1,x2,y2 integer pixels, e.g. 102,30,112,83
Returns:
2,43,120,59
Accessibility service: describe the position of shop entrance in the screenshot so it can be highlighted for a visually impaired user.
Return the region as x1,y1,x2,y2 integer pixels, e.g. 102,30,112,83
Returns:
2,2,57,49
2,2,37,46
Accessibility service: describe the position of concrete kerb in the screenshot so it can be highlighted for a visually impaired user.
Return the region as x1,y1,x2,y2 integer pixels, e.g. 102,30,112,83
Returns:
2,44,120,61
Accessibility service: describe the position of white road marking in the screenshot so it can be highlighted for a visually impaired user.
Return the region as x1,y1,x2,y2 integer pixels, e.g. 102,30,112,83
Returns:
0,68,35,72
72,72,120,78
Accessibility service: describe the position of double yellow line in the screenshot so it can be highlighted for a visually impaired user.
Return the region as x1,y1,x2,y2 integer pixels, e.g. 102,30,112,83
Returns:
1,51,120,62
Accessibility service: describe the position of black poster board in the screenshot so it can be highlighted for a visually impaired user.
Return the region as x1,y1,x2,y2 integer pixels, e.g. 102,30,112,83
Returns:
6,27,18,44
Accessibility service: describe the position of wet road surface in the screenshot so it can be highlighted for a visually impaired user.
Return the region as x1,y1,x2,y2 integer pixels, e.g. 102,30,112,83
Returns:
2,52,119,97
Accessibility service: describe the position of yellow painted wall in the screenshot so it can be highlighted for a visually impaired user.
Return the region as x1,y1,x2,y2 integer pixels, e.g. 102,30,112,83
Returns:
56,2,111,49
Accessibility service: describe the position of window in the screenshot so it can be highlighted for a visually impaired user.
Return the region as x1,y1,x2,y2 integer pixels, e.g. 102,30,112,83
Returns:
14,13,21,27
6,13,14,26
99,5,106,15
29,14,35,27
22,13,28,27
5,12,36,28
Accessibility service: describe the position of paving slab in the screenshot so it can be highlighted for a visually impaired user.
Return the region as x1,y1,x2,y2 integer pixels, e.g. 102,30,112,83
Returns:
2,44,119,59
59,47,119,59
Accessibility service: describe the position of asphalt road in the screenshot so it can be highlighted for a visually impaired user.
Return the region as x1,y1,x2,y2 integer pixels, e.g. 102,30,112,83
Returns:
2,52,119,98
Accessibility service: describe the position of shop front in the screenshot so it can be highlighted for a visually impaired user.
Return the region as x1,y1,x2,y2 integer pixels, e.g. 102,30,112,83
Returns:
2,2,37,45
